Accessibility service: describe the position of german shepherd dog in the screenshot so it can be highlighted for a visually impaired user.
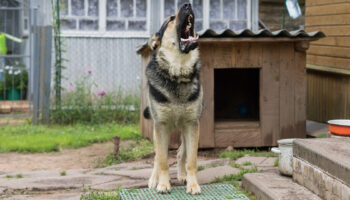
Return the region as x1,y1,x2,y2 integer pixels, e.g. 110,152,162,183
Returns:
144,3,202,195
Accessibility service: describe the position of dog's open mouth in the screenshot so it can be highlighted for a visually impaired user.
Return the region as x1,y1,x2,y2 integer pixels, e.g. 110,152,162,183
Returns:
179,14,198,52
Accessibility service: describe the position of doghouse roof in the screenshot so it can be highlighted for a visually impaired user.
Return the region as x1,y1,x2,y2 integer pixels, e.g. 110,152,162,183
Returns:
136,29,325,54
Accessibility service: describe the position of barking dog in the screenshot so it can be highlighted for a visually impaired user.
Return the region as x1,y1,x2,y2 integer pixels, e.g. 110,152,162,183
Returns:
144,3,202,195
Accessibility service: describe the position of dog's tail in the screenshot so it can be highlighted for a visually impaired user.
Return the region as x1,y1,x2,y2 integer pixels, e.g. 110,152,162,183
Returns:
143,106,151,119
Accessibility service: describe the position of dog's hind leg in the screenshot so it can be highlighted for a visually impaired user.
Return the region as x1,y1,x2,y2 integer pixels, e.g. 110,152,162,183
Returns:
177,133,186,184
153,123,171,193
183,121,201,195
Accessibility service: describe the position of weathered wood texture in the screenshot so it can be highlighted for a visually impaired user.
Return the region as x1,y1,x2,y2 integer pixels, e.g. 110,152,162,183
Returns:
140,41,308,148
305,0,350,122
259,0,305,31
307,70,350,122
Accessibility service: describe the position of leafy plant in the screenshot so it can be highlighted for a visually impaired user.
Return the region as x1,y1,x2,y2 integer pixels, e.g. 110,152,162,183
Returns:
50,70,140,124
0,63,28,91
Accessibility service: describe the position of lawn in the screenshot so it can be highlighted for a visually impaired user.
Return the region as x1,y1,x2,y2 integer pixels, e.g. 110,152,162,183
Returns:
0,123,141,153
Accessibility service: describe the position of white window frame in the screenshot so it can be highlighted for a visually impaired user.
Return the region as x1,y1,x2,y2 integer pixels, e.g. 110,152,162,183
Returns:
61,0,151,38
160,0,252,31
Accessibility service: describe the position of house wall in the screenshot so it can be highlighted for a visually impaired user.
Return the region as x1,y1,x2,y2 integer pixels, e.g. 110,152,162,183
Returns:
62,37,146,93
259,0,305,31
305,0,350,122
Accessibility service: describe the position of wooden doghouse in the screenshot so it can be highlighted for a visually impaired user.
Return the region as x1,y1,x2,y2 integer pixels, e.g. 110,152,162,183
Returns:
137,29,325,148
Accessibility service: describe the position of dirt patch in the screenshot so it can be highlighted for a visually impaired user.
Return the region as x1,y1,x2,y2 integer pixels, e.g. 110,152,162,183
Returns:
0,139,221,172
0,142,115,171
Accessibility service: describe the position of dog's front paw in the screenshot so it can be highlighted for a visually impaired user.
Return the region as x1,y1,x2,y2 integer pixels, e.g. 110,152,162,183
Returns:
186,183,201,195
177,175,187,184
148,176,158,189
156,182,171,193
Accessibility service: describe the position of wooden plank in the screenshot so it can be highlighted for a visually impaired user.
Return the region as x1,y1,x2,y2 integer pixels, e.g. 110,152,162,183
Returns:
236,43,263,68
306,64,350,75
215,121,260,129
306,14,350,26
306,25,350,36
214,128,261,148
211,44,235,69
294,48,307,138
308,45,350,59
260,44,280,146
307,54,350,70
307,70,350,122
306,0,350,6
279,43,296,139
306,2,350,16
198,44,215,148
311,37,350,47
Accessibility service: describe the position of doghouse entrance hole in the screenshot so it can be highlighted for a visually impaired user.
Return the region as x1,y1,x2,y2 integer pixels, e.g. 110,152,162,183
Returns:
214,68,260,122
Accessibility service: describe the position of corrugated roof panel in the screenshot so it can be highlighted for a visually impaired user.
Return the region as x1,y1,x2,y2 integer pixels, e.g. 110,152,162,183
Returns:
137,29,325,54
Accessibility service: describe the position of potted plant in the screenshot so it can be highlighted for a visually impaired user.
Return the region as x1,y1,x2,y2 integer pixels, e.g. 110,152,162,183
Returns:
4,63,28,100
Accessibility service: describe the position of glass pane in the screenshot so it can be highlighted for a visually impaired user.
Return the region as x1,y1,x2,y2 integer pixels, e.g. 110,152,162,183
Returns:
210,21,227,31
107,0,118,17
237,0,247,19
121,0,133,17
136,0,147,17
60,0,68,15
107,20,126,31
61,19,76,30
223,0,235,19
194,20,203,31
79,19,98,30
88,0,98,16
229,21,246,30
128,21,146,31
210,0,221,19
178,0,190,9
164,0,175,18
193,0,203,19
71,0,85,16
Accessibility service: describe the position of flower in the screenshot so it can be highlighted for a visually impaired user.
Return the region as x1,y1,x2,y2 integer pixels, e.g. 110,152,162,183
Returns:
68,83,74,90
88,69,92,74
97,90,106,96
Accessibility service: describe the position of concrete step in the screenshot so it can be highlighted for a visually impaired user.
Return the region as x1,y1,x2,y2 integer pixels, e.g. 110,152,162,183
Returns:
242,172,321,200
293,138,350,200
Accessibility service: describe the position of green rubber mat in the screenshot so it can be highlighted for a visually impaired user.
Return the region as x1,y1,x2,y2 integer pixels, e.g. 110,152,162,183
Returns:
120,184,249,200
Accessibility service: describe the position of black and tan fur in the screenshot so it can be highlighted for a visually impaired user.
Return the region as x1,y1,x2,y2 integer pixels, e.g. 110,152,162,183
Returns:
144,3,202,195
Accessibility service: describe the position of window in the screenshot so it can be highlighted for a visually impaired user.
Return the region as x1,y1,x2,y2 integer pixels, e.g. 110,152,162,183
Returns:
60,0,150,37
162,0,251,32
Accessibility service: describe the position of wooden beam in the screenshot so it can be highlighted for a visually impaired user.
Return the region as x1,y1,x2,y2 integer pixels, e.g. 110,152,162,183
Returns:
306,64,350,76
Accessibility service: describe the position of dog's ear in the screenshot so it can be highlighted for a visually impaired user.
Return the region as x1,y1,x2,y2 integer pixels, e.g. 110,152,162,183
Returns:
148,33,160,51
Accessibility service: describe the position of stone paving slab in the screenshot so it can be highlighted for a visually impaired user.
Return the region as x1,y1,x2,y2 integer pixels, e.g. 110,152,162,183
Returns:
294,138,350,185
242,172,322,200
198,166,240,184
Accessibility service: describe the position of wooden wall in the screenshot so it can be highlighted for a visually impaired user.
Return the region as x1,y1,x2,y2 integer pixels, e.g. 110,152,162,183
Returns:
305,0,350,122
306,0,350,70
259,0,305,31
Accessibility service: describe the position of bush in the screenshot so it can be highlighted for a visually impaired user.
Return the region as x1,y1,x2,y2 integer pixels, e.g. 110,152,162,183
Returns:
50,69,140,124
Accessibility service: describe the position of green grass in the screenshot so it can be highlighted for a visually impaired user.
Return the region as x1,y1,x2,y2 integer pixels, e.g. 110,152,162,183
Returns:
96,139,154,168
220,149,276,161
16,174,23,178
242,161,252,166
274,158,279,167
6,175,13,178
60,171,67,176
80,191,120,200
0,123,140,153
197,165,205,171
213,166,258,184
317,133,328,138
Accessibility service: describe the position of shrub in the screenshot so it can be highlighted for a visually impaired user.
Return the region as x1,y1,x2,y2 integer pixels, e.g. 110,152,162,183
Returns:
50,69,140,124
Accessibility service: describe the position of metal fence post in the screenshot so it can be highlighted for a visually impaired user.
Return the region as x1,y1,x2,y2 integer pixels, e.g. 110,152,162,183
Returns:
39,26,52,124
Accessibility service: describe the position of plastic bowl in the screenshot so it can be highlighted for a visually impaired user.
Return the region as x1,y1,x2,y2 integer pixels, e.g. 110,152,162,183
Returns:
328,119,350,136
